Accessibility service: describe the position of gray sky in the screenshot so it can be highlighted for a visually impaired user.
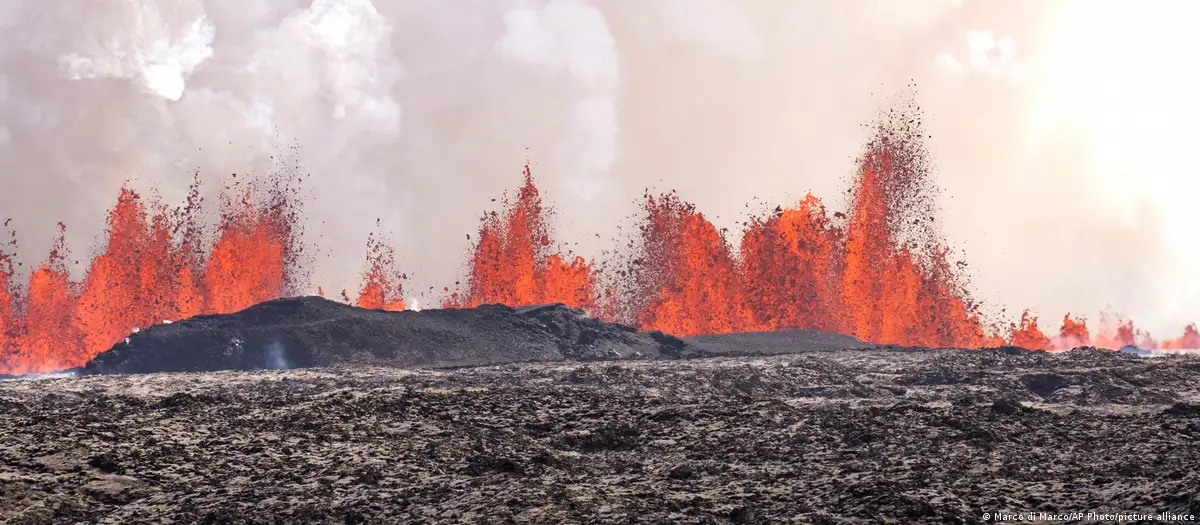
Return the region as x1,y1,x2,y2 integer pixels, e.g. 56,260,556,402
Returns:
1,0,1197,337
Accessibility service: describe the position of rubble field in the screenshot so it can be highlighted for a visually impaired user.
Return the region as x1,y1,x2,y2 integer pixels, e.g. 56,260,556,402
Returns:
2,344,1199,524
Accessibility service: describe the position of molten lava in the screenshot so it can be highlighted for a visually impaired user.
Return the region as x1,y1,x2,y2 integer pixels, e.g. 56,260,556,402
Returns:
1009,311,1050,351
19,226,84,371
0,177,303,374
0,223,17,372
1162,324,1200,349
443,165,596,311
834,115,1004,348
1047,313,1090,351
2,104,1198,374
614,112,1001,345
740,194,842,333
76,189,195,359
619,191,753,336
1004,310,1200,352
355,231,406,311
202,190,289,314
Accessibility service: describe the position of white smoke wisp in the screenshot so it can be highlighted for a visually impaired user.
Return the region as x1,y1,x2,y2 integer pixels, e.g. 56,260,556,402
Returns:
495,0,620,204
281,0,403,130
264,339,291,370
625,0,764,60
935,29,1024,83
10,371,79,381
58,0,215,102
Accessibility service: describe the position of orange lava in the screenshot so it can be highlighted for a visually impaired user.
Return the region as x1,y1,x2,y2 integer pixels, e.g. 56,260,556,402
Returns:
1161,324,1200,350
614,112,1003,345
1006,310,1197,352
2,105,1198,374
0,223,17,372
0,177,302,374
202,189,289,314
19,226,84,371
622,191,754,336
443,165,595,311
1009,310,1050,351
740,195,842,333
355,231,406,311
1048,313,1091,351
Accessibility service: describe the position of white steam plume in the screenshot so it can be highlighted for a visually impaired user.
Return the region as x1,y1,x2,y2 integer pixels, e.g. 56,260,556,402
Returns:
624,0,763,60
59,0,215,102
281,0,402,129
495,0,619,204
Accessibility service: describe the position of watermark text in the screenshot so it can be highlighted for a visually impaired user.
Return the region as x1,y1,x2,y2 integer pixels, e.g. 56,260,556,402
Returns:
982,511,1196,522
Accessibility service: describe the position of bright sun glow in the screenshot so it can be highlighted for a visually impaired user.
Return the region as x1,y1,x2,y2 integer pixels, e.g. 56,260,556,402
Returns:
1036,0,1200,207
1027,0,1200,323
1034,0,1200,304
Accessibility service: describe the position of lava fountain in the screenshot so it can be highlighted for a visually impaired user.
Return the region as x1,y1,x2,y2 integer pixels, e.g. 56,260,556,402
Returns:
355,228,407,312
2,104,1198,375
443,164,596,311
0,173,306,374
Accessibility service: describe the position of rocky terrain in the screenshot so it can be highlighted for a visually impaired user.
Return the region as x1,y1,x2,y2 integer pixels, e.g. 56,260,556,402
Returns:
79,297,714,375
2,345,1199,524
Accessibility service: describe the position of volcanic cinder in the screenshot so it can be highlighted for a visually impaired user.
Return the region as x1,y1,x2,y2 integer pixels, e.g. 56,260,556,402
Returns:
1,336,1198,523
77,296,706,376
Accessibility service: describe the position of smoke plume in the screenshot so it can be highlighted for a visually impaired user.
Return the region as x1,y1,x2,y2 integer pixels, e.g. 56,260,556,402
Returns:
265,339,291,370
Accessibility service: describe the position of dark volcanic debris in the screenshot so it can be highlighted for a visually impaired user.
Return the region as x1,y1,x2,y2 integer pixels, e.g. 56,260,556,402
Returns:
1,347,1199,523
80,296,714,375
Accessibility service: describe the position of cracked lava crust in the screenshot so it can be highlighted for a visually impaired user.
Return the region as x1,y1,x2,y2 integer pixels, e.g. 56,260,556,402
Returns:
2,346,1199,524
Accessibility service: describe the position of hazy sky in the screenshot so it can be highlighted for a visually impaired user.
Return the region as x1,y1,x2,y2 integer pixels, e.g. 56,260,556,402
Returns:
1,0,1198,336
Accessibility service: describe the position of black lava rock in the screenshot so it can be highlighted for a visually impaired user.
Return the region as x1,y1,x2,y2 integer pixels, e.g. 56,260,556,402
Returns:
82,297,710,375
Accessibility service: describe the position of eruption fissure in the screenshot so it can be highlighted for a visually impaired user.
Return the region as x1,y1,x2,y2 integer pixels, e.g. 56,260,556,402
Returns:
1,108,1196,374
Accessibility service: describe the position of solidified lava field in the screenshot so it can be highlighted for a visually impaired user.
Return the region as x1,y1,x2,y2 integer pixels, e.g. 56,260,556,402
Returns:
2,346,1199,524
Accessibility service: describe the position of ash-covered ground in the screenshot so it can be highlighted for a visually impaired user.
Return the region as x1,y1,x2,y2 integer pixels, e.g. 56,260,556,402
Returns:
2,346,1199,524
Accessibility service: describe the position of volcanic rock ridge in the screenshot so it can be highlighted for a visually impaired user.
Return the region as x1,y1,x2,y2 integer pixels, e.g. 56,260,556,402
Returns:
78,296,729,375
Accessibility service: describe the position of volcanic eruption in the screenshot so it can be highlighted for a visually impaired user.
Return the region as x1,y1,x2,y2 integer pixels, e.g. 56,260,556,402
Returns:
0,174,308,374
442,164,596,312
354,227,407,312
0,105,1196,375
